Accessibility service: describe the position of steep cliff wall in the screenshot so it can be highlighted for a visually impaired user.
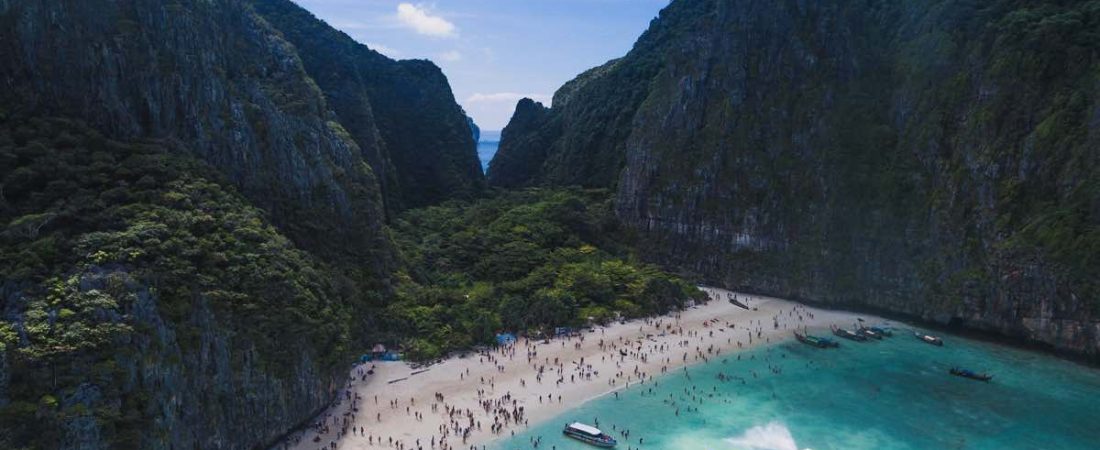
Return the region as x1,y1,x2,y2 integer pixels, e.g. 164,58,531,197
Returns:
487,98,555,187
492,0,1100,359
249,0,485,210
0,0,481,448
0,118,356,449
487,0,714,187
0,0,391,266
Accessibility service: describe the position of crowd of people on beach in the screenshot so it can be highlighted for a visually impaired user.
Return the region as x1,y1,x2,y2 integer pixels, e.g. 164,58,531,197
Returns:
278,291,826,450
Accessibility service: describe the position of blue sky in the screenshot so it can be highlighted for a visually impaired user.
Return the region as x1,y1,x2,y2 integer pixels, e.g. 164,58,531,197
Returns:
292,0,670,130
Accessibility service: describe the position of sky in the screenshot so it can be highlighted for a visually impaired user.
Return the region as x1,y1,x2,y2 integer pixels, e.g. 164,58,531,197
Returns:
292,0,671,131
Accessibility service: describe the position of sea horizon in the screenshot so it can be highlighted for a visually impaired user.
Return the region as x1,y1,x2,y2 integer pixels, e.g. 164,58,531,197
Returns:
478,130,501,172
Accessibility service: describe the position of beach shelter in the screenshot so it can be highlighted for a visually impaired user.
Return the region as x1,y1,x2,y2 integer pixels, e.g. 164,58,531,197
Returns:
495,333,516,346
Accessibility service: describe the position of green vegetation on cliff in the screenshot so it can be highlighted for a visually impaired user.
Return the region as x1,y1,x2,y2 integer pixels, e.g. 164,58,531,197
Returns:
486,0,711,188
0,0,487,445
385,189,705,359
491,0,1100,358
2,0,1098,448
250,0,486,211
0,119,705,448
0,118,356,449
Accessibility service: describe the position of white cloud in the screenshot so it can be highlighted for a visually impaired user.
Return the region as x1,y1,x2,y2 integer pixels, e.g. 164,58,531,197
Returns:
366,42,402,58
466,92,551,104
396,3,457,38
437,50,462,62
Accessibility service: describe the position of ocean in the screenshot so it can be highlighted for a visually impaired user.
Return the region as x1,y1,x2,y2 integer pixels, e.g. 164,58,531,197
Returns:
478,130,500,172
490,326,1100,450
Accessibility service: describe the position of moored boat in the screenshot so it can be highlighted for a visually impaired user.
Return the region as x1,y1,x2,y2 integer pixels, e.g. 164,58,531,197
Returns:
831,325,867,341
729,298,750,310
869,326,893,337
795,331,839,348
563,422,617,447
857,327,883,340
950,367,993,382
914,331,943,346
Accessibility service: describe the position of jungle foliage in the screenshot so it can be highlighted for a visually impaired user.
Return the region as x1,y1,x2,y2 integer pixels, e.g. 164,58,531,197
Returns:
385,189,705,359
0,117,354,448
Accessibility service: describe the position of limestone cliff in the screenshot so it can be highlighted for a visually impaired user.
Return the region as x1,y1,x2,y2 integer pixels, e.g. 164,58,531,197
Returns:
0,0,482,448
249,0,485,210
0,0,391,265
0,118,353,450
487,98,554,187
492,0,1100,360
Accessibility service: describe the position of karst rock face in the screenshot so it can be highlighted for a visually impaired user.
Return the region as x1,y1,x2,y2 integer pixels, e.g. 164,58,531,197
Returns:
249,0,485,212
492,0,1100,359
4,0,373,264
0,0,483,448
1,0,484,259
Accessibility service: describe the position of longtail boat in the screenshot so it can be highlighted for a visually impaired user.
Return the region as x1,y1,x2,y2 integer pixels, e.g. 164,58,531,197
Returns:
869,326,893,337
950,367,993,382
831,325,867,341
914,331,943,346
563,422,617,447
857,327,883,340
795,331,839,348
729,298,750,310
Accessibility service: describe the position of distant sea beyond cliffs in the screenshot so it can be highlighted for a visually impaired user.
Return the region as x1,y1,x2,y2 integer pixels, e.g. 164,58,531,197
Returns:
478,130,500,172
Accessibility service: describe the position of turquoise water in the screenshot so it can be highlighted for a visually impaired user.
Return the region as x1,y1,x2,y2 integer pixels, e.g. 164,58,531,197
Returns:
491,328,1100,450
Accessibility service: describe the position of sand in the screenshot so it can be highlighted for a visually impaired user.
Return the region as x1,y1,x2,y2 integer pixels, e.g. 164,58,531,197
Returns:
276,288,877,450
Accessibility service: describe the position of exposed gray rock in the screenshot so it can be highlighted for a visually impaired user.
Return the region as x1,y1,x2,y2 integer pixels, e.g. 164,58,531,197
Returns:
249,0,486,210
493,0,1100,360
0,0,385,264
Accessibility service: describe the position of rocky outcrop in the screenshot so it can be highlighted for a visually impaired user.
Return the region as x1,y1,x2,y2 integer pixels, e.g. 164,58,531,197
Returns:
0,118,357,450
27,267,336,450
486,98,554,187
248,0,485,210
486,0,712,188
492,0,1100,360
0,0,390,266
467,116,480,145
0,0,480,448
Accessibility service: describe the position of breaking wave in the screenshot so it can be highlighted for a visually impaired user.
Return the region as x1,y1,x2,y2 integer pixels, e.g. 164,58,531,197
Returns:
726,422,810,450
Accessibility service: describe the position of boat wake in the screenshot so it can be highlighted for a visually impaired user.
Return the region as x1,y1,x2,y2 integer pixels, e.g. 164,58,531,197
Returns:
726,422,810,450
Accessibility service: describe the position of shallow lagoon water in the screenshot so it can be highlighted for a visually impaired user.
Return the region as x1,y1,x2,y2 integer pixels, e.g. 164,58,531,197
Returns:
491,326,1100,450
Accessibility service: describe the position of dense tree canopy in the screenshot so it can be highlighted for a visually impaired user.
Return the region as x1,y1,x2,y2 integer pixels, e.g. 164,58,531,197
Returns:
386,189,705,359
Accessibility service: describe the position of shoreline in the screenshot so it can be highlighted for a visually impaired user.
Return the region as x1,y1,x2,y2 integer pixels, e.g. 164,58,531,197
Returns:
275,288,884,450
695,283,1100,368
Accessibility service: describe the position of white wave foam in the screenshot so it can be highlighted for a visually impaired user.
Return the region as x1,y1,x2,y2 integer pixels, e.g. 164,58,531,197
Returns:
725,422,810,450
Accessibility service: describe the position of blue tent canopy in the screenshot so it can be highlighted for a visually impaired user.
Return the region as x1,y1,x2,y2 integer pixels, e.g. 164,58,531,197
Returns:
361,351,400,362
495,333,517,346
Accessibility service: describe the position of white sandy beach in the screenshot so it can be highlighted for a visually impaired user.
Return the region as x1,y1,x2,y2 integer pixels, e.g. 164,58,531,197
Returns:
277,288,881,450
